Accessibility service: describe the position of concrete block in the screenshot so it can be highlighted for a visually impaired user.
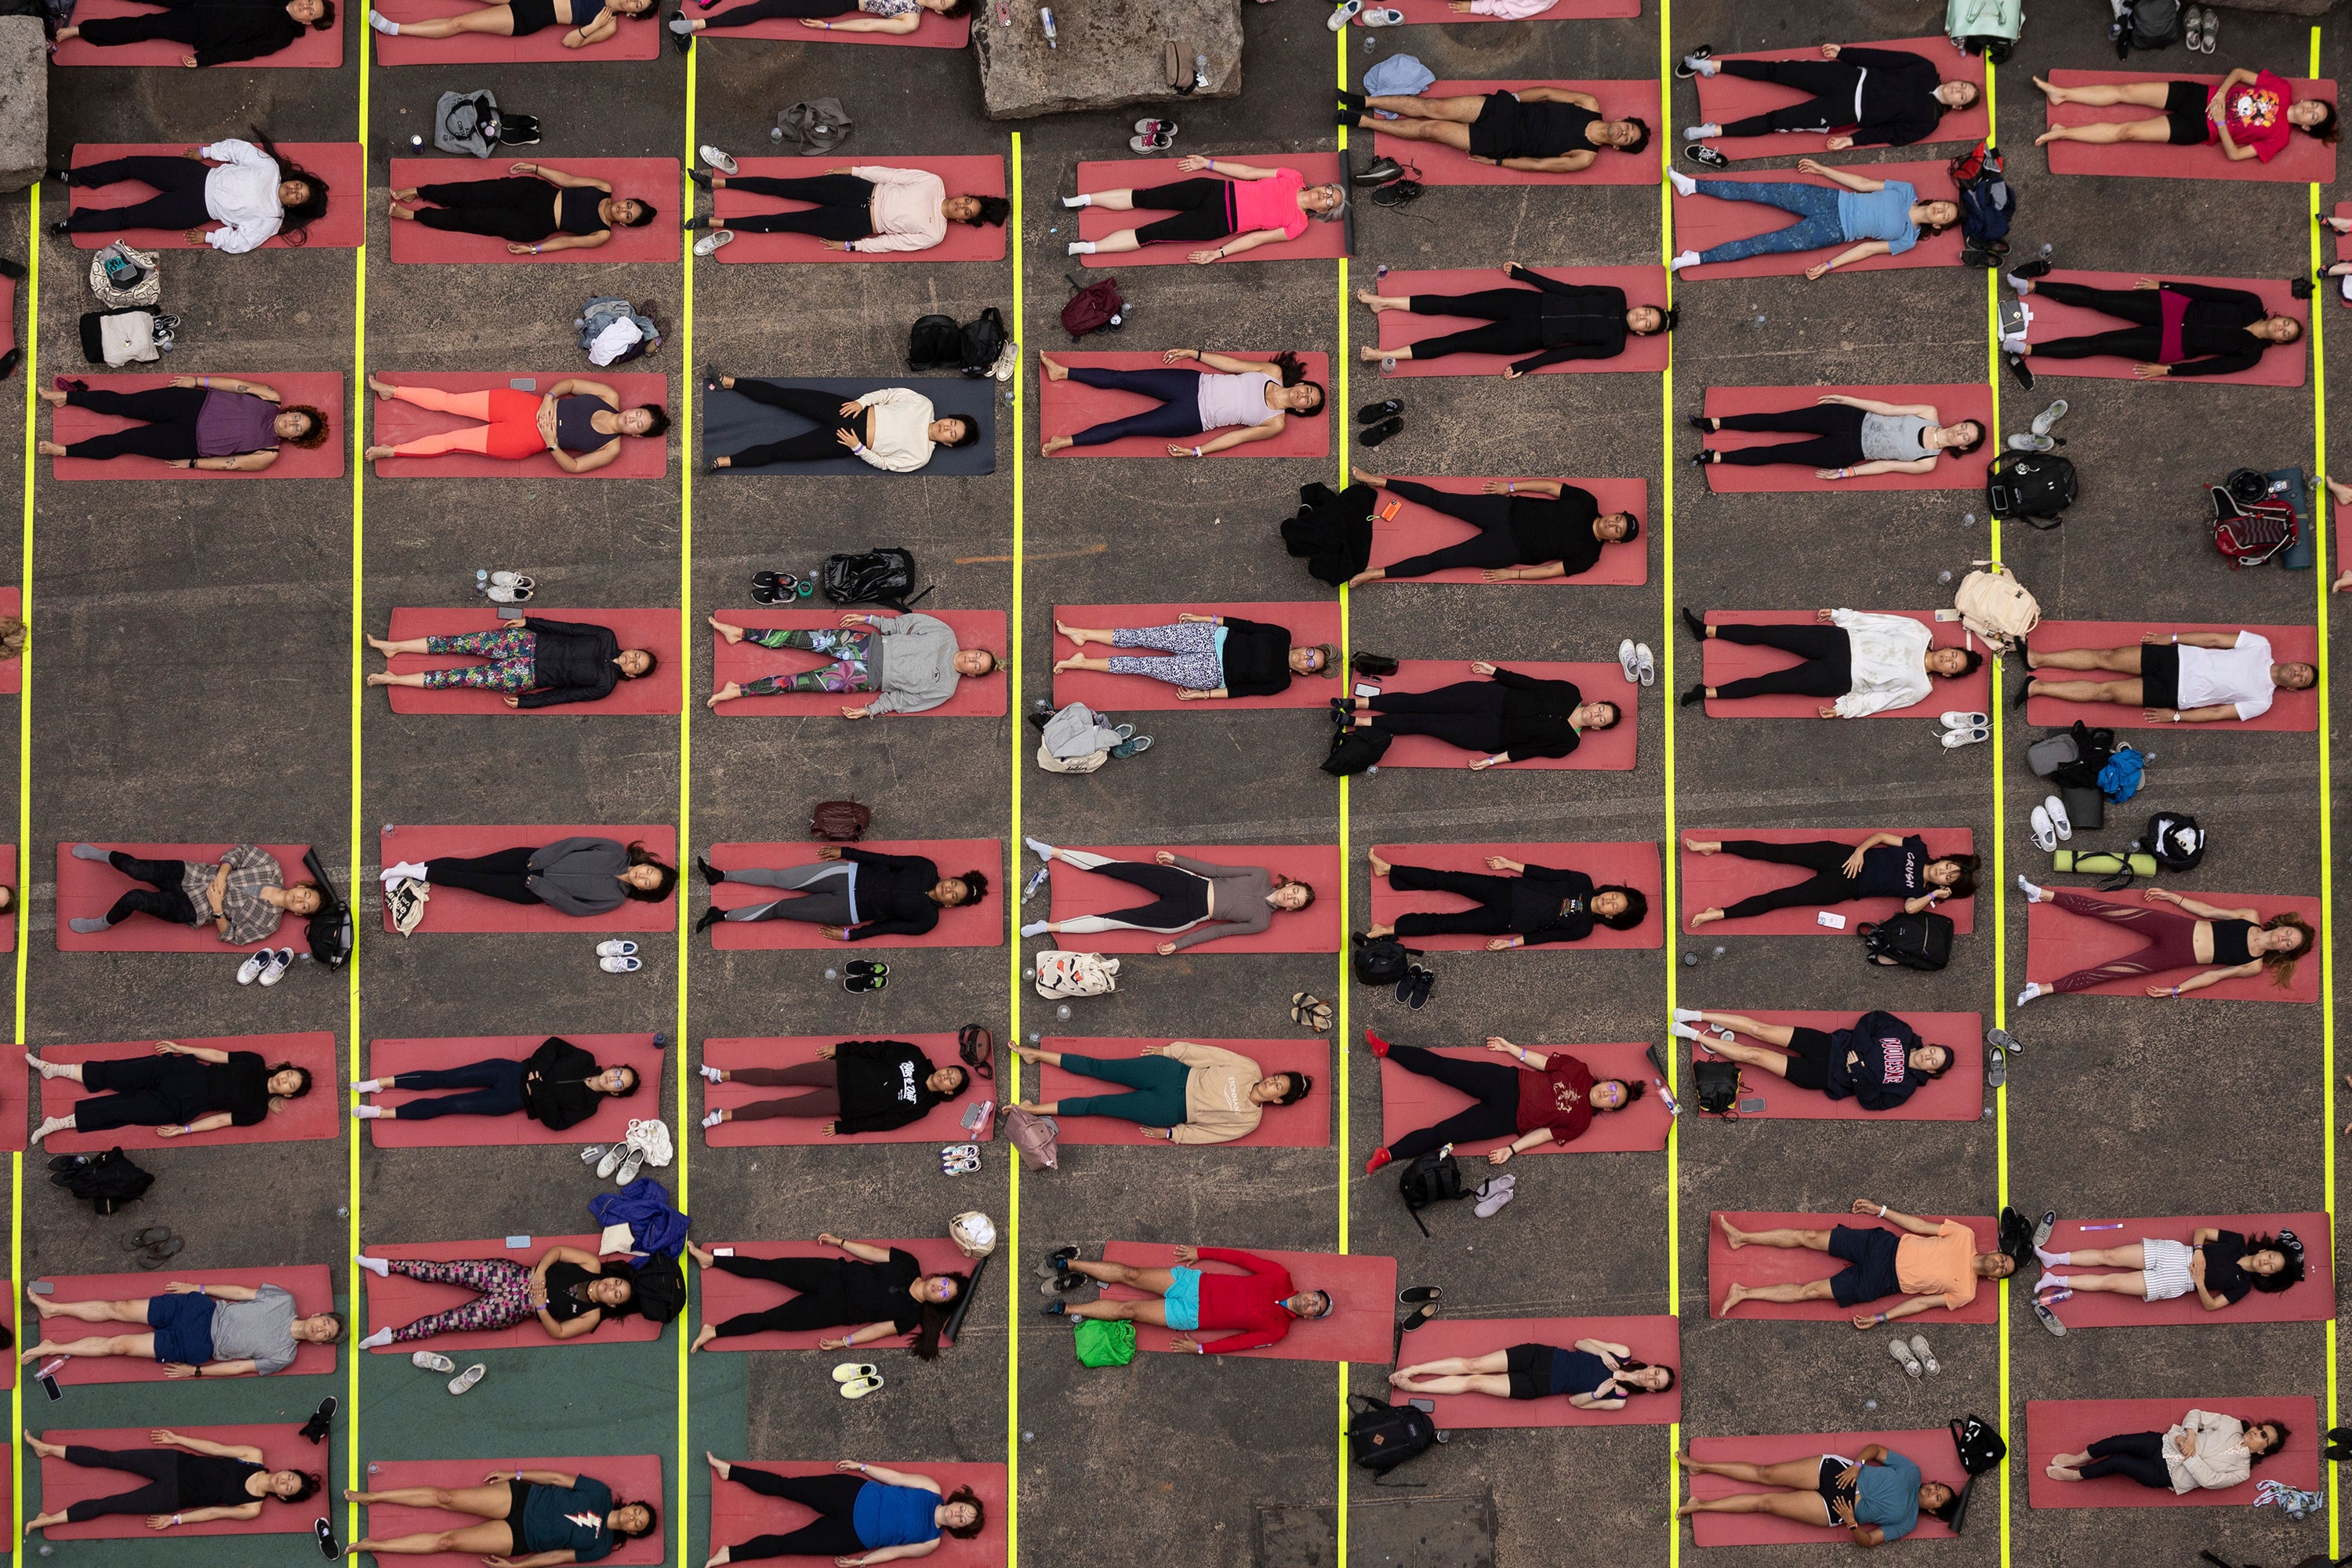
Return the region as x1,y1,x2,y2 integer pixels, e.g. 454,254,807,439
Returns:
0,16,44,195
975,0,1241,121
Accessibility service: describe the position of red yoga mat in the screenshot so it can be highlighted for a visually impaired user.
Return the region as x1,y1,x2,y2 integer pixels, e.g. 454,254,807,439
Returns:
1378,1041,1669,1154
29,1265,336,1383
1098,1242,1396,1362
388,161,679,259
695,1238,970,1352
1673,161,1963,280
2333,201,2352,309
371,0,662,61
714,156,1005,263
56,841,315,949
2027,1396,2318,1509
710,610,1008,718
709,1461,1005,1567
1368,661,1635,771
1050,601,1345,711
49,373,347,481
1697,38,1990,161
702,1035,984,1147
1368,840,1664,951
0,588,20,695
2024,270,2307,387
368,373,670,480
2037,1212,2332,1328
54,0,343,63
688,0,967,45
1077,154,1348,266
1685,1010,1982,1122
1373,266,1671,378
1366,476,1648,585
707,840,1002,949
67,143,363,249
1037,352,1332,459
364,1034,664,1148
1708,1211,2000,1323
1381,0,1635,19
387,608,681,715
379,824,679,933
1038,1037,1330,1148
1689,1429,1964,1545
1701,608,1989,718
1377,82,1661,187
1700,385,1996,493
38,1033,341,1152
361,1456,665,1564
1043,844,1343,954
37,1425,313,1539
365,1235,664,1351
1392,1315,1679,1428
1679,829,1977,935
2025,621,2317,731
2045,71,2339,183
2026,891,2323,1003
0,842,17,952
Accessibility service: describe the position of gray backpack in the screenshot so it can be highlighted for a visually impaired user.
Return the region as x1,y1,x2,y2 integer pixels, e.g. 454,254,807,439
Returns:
774,99,852,157
435,90,540,158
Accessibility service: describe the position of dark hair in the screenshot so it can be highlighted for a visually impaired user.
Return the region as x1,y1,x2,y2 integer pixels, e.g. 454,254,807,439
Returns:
1589,702,1621,730
252,129,328,245
0,884,16,913
1617,118,1652,156
615,1502,659,1540
1941,80,1980,114
1274,1072,1312,1106
623,840,678,904
937,1064,971,1098
942,1486,986,1539
316,1311,345,1340
2277,316,2305,343
961,194,1012,228
605,1062,643,1098
942,0,971,13
309,0,336,27
1597,886,1647,931
2306,99,2342,142
619,201,659,228
2263,912,2318,985
1631,305,1677,336
1609,513,1641,543
1271,350,1312,387
2241,1233,2308,1294
2249,1421,2289,1464
911,1272,970,1360
279,405,331,449
1922,1488,1961,1524
287,1472,323,1504
1305,642,1338,677
1595,1079,1645,1112
1949,420,1987,456
1915,213,1955,241
1915,1044,1954,1080
591,1258,644,1319
286,879,323,909
635,405,672,438
956,869,990,906
622,649,659,681
1615,1357,1674,1395
940,416,982,449
1276,877,1316,910
269,1063,314,1100
1943,648,1986,680
1931,852,1980,902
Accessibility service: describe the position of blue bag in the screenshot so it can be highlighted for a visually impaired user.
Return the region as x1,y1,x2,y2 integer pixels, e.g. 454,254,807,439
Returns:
2097,746,2144,803
1363,54,1433,99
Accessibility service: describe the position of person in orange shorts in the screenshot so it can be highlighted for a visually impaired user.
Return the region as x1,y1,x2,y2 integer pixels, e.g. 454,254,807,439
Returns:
361,373,666,474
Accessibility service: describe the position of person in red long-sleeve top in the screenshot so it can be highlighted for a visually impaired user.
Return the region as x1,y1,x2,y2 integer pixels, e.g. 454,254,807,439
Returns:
1045,1244,1332,1354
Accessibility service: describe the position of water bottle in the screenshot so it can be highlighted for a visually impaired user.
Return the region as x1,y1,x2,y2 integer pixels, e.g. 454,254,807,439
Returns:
1681,951,1698,967
1709,945,1724,960
1054,1003,1073,1022
771,125,786,143
1038,6,1054,45
1193,52,1207,90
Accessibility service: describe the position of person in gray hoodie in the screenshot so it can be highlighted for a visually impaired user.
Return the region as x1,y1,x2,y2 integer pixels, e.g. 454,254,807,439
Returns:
381,837,677,916
705,610,997,716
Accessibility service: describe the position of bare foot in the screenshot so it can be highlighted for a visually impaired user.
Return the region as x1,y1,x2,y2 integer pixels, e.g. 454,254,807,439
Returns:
706,683,741,710
1039,354,1069,381
2033,127,2067,147
390,187,419,202
690,1324,717,1353
34,441,63,457
1720,1284,1748,1313
705,1451,732,1481
1363,923,1396,940
1054,619,1083,644
707,615,744,644
34,387,64,407
2045,1464,2081,1482
1367,849,1391,877
1350,464,1386,487
1689,908,1724,927
1041,435,1073,456
2031,75,2062,101
363,445,394,461
1683,840,1720,855
684,1240,715,1268
1051,656,1080,674
366,374,397,399
23,1434,61,1459
387,203,416,221
1718,1214,1749,1250
365,673,395,688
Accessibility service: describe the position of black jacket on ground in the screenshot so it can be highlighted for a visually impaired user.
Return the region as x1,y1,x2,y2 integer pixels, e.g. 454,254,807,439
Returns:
1281,481,1374,586
517,617,622,709
1218,617,1298,698
521,1036,613,1131
840,848,943,940
833,1040,948,1134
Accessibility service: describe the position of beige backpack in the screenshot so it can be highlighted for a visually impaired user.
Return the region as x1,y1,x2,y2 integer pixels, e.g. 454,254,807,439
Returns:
1952,561,2038,657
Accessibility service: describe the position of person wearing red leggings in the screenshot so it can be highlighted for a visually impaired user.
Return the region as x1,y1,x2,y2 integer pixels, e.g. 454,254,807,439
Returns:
2014,883,2315,1005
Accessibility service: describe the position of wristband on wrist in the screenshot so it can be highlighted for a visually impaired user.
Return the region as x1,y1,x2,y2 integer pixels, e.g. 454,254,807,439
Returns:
1877,1203,1887,1218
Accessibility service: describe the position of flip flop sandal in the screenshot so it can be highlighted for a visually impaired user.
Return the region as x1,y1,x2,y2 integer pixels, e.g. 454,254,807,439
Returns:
833,1361,879,1381
840,1373,886,1399
411,1350,456,1374
1290,992,1330,1028
136,1237,185,1269
1398,1285,1440,1305
1886,1337,1922,1377
122,1225,174,1252
448,1363,486,1396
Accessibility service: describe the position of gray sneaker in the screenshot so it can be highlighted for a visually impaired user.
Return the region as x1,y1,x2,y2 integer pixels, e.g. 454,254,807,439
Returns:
2031,398,2069,437
2005,432,2055,453
2032,1296,2067,1336
1985,1026,2021,1057
1985,1048,2006,1088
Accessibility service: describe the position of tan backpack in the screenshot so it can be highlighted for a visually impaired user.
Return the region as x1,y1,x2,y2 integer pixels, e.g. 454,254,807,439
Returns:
1952,561,2038,657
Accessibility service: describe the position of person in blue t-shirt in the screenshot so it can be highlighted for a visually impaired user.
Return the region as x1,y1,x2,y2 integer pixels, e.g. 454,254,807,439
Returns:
702,1456,985,1565
347,1468,658,1564
1677,1444,1957,1545
1685,833,1976,929
1667,160,1959,280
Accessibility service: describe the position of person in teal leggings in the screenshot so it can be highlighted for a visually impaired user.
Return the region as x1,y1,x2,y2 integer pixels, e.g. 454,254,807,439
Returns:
1008,1040,1309,1144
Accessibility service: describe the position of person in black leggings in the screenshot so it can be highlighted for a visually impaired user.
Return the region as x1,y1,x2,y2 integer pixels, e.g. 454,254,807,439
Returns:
1340,662,1617,766
56,0,335,65
1348,467,1639,584
1039,349,1324,457
1681,43,1979,154
388,163,655,254
1364,849,1647,949
2006,276,2301,382
1370,1039,1635,1163
670,0,966,45
2043,1414,2285,1492
1681,609,1980,715
1690,394,1983,478
1357,267,1671,376
1681,833,1976,928
24,1429,318,1536
684,1235,966,1359
704,1459,983,1565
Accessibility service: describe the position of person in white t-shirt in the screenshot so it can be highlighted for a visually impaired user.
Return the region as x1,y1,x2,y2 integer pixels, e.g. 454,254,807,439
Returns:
2023,630,2313,724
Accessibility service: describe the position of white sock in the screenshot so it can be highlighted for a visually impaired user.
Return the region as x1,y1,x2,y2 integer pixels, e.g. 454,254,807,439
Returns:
367,9,398,31
1687,56,1718,76
1025,837,1057,861
351,1078,381,1094
1669,249,1700,271
2016,982,2042,1007
1682,123,1719,141
353,1105,383,1120
1020,920,1051,938
2035,1246,2070,1267
2002,334,2028,354
699,1064,722,1082
1062,194,1091,209
2038,1271,2071,1290
2016,874,2046,903
1067,241,1095,256
701,1111,724,1129
358,1327,394,1348
1666,169,1697,197
1671,1007,1703,1023
1668,1021,1700,1040
355,1255,390,1278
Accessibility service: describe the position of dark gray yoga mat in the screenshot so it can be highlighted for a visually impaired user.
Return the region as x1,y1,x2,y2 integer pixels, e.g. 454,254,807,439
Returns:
700,377,999,477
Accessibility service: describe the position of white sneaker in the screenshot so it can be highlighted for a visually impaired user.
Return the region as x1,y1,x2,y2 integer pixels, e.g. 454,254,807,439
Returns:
2030,805,2056,853
597,939,638,957
2031,399,2069,437
1940,725,1988,748
237,952,270,985
1617,637,1640,683
699,144,739,175
1327,0,1359,26
615,1149,645,1185
596,1144,626,1178
1940,710,1989,729
1359,7,1402,22
601,955,642,973
410,1350,456,1374
1679,123,1719,141
1634,643,1656,687
2044,793,2072,840
693,229,735,257
1473,1183,1515,1218
258,946,295,986
448,1363,485,1396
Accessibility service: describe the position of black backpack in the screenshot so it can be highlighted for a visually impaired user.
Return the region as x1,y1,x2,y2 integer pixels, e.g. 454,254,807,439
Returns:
1347,1393,1439,1480
958,307,1007,376
907,313,963,372
1397,1147,1465,1236
2136,811,2205,872
1323,725,1391,778
821,548,930,613
1945,1412,2008,1534
1691,1058,1741,1116
1352,932,1417,985
1987,453,2076,529
51,1146,155,1215
2118,0,2180,55
303,846,352,970
1860,910,1954,971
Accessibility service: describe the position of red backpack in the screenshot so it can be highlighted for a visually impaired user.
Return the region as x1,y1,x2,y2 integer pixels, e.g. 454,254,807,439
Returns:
1061,273,1123,337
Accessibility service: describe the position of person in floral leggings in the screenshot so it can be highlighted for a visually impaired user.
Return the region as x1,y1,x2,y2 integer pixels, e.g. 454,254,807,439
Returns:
367,619,657,709
706,610,996,717
351,1244,643,1346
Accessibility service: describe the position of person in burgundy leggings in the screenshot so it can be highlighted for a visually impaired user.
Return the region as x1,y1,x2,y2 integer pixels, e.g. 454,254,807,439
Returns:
2014,883,2316,1006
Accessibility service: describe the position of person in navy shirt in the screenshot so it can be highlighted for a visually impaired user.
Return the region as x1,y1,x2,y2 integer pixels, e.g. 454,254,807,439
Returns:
1685,832,1975,929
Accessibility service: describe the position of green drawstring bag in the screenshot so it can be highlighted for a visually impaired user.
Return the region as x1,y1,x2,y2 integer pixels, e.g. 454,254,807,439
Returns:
2053,850,2157,888
1073,1318,1136,1367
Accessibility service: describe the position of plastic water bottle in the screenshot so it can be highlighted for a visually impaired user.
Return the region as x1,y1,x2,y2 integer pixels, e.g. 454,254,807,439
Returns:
822,967,837,981
1038,6,1054,45
1054,1004,1073,1022
771,125,786,143
1194,52,1207,90
1681,951,1699,967
1709,946,1725,960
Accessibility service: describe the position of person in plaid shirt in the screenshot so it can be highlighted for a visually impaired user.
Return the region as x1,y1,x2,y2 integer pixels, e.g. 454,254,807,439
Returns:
64,842,320,944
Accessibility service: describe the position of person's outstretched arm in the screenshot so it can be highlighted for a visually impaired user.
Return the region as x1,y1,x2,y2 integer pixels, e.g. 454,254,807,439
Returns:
1192,350,1285,376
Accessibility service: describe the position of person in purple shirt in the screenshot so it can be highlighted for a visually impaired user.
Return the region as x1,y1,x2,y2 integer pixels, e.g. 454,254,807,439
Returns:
1684,833,1975,929
36,374,327,470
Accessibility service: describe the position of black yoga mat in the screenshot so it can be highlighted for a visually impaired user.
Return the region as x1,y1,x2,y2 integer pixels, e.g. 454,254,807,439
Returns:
700,376,999,477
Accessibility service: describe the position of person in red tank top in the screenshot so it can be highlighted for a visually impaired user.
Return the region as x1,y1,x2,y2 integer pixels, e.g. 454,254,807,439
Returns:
1045,1244,1333,1353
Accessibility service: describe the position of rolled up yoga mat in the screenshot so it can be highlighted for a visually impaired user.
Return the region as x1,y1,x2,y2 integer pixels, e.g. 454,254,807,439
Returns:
1677,829,1978,935
1367,840,1664,951
1096,1242,1395,1361
38,1033,340,1153
29,1265,339,1382
1392,1315,1680,1428
699,377,997,477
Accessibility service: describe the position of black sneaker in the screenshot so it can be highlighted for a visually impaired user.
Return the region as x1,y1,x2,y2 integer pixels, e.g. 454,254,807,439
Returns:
1359,415,1403,448
1038,1243,1080,1275
1406,967,1434,1010
1679,684,1707,707
694,907,722,935
314,1519,340,1559
1356,397,1402,424
2010,256,2052,281
1685,413,1714,432
299,1396,336,1445
695,856,724,885
844,970,887,993
1673,42,1711,78
688,168,713,189
2005,351,2034,392
1685,145,1730,169
1688,448,1715,467
683,215,713,230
